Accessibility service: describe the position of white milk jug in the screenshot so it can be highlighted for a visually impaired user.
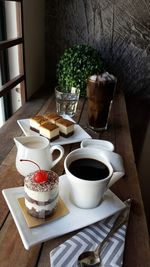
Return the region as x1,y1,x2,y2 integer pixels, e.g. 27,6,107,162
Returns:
14,136,64,176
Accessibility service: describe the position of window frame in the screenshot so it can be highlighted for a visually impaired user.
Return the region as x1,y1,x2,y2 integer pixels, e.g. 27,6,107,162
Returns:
0,0,26,104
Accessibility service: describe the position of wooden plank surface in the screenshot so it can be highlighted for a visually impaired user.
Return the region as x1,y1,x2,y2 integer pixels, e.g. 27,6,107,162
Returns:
110,86,150,266
0,87,150,267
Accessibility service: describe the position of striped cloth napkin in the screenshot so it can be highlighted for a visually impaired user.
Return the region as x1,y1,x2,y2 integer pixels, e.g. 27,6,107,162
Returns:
50,200,130,267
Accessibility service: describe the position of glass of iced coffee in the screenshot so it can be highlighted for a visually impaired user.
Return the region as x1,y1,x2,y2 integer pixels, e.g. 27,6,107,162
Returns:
86,72,117,131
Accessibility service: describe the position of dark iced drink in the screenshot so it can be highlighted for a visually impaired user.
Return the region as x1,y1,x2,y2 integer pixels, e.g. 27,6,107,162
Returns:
86,72,117,131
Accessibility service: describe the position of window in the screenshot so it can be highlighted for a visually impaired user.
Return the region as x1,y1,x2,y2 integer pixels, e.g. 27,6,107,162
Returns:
0,0,26,127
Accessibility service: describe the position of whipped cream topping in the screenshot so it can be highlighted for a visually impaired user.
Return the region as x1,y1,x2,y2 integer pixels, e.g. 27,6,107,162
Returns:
24,170,59,192
25,196,59,212
89,72,116,82
24,185,58,202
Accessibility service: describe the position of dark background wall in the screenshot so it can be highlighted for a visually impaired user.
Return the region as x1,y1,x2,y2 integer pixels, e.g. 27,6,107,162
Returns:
45,0,150,99
45,0,150,231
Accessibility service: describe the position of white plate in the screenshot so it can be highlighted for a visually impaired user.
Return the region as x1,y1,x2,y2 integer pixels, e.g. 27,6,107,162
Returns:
17,115,91,145
2,175,126,250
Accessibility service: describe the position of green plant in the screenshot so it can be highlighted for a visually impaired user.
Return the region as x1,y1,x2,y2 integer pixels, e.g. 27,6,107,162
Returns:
56,44,104,96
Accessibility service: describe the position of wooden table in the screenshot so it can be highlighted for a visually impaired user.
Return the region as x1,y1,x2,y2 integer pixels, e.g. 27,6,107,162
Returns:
0,86,150,267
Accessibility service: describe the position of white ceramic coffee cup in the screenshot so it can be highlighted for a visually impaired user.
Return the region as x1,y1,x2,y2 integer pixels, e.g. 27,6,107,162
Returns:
64,147,124,209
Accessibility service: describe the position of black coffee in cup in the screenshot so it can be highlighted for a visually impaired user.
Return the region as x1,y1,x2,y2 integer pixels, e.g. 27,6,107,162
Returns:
68,158,109,181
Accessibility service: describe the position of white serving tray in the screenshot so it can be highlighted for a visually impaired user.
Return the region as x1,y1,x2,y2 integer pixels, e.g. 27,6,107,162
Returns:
2,175,126,250
17,115,91,145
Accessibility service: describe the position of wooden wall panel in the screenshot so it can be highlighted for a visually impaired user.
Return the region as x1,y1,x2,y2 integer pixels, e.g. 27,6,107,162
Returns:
45,0,150,98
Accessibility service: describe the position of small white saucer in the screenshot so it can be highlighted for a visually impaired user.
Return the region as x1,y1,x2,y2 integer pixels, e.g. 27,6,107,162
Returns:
2,174,125,250
81,138,114,151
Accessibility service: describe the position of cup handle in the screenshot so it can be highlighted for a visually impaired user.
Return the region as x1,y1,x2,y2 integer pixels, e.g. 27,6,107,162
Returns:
106,151,125,188
50,145,64,168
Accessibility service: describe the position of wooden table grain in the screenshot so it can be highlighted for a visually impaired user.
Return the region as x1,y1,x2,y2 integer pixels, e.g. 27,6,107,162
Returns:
0,86,150,267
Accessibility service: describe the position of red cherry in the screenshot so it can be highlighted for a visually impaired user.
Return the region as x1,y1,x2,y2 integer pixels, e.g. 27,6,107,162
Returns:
33,170,48,183
20,159,48,183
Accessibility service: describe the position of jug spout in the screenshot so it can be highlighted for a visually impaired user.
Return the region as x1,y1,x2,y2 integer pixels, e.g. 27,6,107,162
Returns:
14,137,21,149
14,136,29,149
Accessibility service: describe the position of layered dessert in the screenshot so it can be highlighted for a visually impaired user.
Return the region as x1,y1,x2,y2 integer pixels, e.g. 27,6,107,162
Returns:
29,112,75,139
24,170,59,219
30,115,48,133
55,118,74,137
44,112,61,124
39,121,59,141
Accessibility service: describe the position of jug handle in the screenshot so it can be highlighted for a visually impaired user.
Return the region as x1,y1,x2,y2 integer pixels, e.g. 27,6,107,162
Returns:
108,171,125,188
50,145,64,168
